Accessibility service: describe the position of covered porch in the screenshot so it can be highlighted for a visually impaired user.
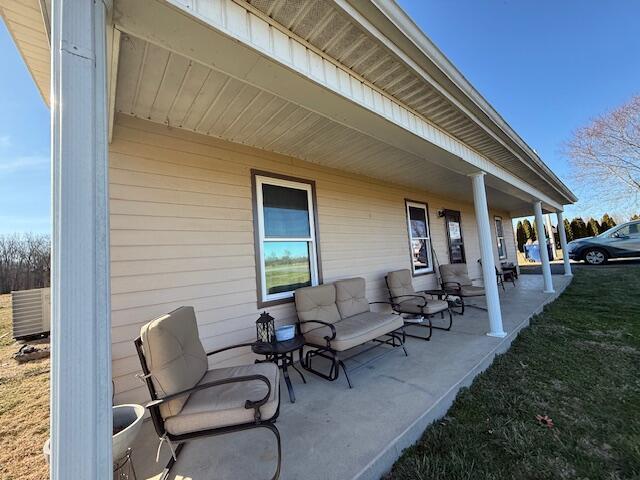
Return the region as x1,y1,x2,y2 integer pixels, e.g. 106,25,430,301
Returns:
131,274,572,480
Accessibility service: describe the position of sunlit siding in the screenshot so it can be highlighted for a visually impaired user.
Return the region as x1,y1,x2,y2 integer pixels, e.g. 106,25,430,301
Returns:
110,116,513,404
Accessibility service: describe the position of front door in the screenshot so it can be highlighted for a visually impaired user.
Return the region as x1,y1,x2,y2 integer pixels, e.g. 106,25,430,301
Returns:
444,209,466,264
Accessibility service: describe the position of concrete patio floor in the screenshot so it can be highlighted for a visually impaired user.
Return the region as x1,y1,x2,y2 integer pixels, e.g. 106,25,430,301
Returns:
131,274,572,480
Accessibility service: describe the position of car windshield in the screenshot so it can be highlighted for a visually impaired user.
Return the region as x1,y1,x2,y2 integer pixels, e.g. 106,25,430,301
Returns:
597,226,619,238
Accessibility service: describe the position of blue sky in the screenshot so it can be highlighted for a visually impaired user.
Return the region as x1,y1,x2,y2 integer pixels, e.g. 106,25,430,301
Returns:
1,1,639,234
0,20,50,234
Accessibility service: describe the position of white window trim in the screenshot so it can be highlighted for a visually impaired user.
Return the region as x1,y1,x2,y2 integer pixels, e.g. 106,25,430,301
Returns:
255,175,319,303
495,216,507,260
406,201,433,275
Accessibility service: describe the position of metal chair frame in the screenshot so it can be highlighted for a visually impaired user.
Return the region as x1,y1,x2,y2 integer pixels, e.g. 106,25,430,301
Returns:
134,339,282,480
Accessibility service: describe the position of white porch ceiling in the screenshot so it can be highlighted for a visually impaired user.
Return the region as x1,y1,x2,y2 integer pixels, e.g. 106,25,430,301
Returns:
115,35,537,213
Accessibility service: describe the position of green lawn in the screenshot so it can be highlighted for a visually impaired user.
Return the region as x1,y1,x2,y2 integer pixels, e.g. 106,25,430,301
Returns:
387,266,640,480
266,261,311,294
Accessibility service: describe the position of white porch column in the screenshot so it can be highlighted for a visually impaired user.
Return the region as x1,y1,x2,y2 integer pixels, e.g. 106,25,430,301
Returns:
533,201,555,293
545,214,556,259
470,172,506,338
51,1,112,479
556,211,573,276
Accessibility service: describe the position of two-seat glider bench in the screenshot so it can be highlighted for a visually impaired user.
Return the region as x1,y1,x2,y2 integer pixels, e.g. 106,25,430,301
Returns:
439,263,486,315
135,306,282,480
385,269,452,341
294,277,406,388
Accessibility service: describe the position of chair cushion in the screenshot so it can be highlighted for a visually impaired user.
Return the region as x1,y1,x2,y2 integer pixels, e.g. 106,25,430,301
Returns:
294,284,341,333
459,285,485,297
439,264,473,287
140,306,208,419
304,311,403,352
395,296,449,315
164,362,280,436
335,277,370,319
386,269,415,299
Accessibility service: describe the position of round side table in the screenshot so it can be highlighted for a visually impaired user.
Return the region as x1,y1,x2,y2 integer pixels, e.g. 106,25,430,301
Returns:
252,335,306,403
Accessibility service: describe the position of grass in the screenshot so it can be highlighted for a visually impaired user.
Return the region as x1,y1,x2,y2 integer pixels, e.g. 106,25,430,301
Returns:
0,293,50,480
266,261,311,294
388,265,640,480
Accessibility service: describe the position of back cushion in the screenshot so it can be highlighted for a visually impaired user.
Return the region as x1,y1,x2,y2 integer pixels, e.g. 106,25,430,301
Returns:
335,277,370,319
294,284,341,333
386,269,415,298
440,264,472,286
140,306,208,419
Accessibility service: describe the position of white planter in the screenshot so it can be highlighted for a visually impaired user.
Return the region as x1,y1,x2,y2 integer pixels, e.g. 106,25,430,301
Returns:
44,404,145,464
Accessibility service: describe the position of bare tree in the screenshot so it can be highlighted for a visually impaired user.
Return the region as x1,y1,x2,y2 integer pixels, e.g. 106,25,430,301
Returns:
566,95,640,211
0,234,51,294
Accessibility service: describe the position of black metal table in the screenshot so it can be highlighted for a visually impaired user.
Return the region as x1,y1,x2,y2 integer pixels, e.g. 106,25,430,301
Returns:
252,335,306,403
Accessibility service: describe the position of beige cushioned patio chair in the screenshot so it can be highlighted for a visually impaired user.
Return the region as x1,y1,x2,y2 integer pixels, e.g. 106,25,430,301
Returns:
385,269,452,340
294,277,406,387
135,306,281,480
439,263,485,315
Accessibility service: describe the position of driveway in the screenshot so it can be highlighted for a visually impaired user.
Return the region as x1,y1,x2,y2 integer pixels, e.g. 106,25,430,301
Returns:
519,257,640,274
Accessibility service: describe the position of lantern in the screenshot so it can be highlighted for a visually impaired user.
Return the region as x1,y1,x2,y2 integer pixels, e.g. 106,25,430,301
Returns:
256,311,275,344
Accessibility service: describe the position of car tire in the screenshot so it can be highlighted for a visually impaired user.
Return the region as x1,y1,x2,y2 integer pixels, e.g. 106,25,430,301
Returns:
583,248,608,265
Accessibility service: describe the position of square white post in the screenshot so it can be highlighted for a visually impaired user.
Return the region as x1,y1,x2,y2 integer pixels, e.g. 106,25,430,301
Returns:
533,201,555,293
50,1,112,478
556,211,572,276
470,172,505,338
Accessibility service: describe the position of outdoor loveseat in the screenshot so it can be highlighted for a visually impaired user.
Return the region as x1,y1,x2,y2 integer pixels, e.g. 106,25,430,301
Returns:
385,269,452,340
439,263,485,315
134,306,282,480
294,277,406,388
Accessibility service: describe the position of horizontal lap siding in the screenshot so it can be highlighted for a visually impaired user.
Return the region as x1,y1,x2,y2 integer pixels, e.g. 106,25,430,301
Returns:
110,116,509,404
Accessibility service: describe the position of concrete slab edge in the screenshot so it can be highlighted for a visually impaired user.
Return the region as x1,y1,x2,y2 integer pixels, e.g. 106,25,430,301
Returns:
354,277,573,480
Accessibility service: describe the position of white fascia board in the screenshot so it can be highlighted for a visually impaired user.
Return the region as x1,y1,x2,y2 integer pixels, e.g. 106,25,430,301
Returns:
354,0,576,204
113,0,563,211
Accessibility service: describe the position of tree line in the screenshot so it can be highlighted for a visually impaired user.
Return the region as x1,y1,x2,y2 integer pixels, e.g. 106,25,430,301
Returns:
0,234,51,295
515,214,639,252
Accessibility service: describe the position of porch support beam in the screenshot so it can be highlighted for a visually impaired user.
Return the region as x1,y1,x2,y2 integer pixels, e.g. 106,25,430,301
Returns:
533,201,555,293
556,211,572,276
50,0,112,478
470,172,506,338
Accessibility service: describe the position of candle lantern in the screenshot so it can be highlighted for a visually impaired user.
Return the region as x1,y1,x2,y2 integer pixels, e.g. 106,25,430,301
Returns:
256,311,275,344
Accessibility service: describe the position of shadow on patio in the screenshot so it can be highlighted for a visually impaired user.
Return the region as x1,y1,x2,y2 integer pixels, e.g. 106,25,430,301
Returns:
131,274,572,480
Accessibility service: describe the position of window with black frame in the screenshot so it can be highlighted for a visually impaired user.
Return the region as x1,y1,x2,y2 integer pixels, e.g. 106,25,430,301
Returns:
406,201,433,274
495,216,507,260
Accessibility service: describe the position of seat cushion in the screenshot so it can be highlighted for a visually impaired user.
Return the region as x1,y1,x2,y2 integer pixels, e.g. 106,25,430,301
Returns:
164,363,280,436
140,306,208,419
395,296,449,315
335,277,370,319
304,311,403,351
459,285,485,297
439,264,473,287
294,284,341,333
386,269,415,299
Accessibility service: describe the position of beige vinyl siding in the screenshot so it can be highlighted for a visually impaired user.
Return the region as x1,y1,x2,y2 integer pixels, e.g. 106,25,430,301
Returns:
110,115,513,404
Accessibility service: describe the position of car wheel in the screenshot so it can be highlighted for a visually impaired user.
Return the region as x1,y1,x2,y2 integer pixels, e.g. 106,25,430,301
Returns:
583,248,608,265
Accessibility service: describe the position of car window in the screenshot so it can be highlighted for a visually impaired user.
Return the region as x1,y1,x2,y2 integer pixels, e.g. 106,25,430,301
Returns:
629,223,640,238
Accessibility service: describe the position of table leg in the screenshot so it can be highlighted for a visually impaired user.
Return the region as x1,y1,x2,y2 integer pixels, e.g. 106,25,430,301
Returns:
280,355,296,403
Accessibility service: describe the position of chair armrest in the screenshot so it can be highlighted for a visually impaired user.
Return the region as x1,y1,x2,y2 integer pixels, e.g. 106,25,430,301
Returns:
390,295,427,307
146,374,272,411
206,342,255,357
369,300,395,306
298,320,336,342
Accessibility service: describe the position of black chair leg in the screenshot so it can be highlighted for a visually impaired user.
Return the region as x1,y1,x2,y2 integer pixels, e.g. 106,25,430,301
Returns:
338,359,352,388
159,442,185,480
262,423,282,480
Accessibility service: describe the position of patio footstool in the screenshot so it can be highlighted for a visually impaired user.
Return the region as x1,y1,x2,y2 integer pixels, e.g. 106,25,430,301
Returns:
295,277,406,388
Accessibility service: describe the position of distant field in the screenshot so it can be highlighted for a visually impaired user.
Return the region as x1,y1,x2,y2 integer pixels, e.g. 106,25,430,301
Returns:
266,261,311,294
0,294,49,480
